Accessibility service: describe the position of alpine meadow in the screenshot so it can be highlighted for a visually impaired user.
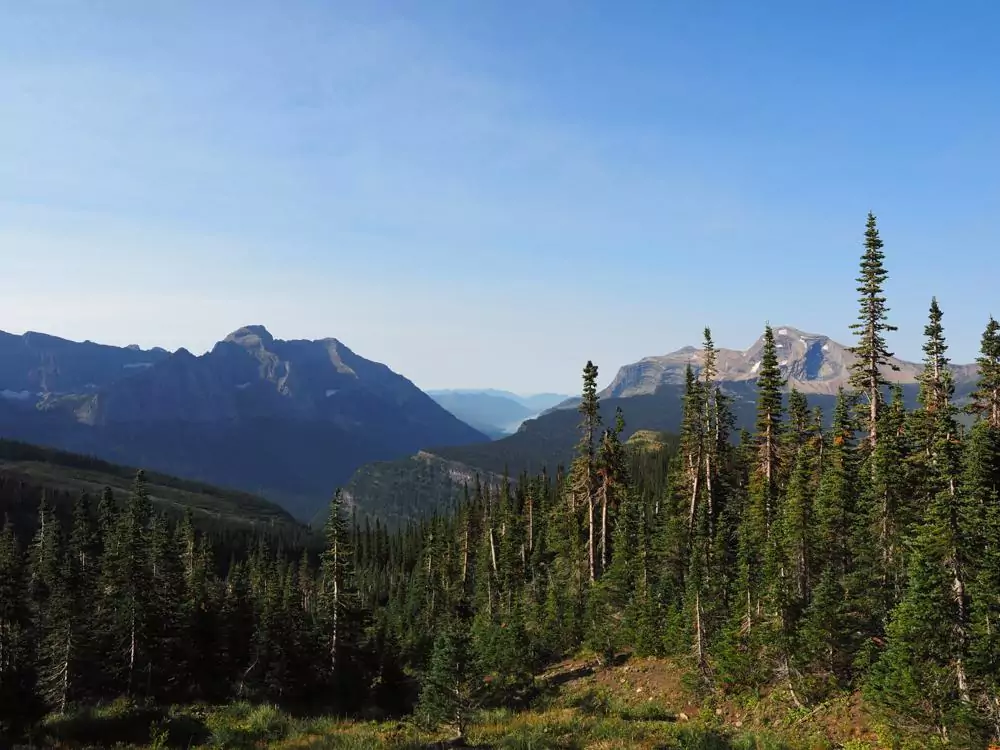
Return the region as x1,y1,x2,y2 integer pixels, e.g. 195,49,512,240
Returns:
3,213,1000,748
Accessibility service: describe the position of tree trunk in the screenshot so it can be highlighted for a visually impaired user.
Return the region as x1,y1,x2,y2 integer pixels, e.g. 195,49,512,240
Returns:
489,527,498,575
694,592,709,682
600,482,608,575
527,494,534,554
588,494,595,583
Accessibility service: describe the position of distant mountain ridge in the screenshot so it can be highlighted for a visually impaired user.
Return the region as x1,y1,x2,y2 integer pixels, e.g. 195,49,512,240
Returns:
602,325,978,399
344,326,982,522
0,326,488,519
427,389,571,438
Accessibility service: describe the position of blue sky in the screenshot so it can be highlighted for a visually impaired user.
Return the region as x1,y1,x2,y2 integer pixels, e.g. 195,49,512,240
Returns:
2,1,998,393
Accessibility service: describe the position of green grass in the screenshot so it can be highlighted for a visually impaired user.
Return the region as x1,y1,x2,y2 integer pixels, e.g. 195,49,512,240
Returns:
34,700,828,749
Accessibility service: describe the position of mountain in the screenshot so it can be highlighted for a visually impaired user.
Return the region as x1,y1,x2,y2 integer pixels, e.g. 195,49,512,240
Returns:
427,389,572,438
0,326,488,519
428,391,535,438
344,326,981,520
602,325,978,398
0,329,170,396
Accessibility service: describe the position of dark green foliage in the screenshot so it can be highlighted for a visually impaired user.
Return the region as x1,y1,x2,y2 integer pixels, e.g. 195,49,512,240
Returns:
971,316,1000,428
417,622,479,737
6,212,1000,744
848,211,899,447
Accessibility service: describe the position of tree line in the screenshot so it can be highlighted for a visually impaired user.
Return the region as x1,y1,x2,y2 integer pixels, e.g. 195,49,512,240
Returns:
2,212,999,746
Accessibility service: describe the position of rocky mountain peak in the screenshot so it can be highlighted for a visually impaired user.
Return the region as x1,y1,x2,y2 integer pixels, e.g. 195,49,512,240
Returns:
224,325,275,348
601,325,969,399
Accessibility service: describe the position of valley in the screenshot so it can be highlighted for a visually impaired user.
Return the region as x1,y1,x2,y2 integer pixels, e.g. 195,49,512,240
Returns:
3,4,997,745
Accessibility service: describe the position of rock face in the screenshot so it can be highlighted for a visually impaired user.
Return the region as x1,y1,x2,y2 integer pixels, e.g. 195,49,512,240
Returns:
0,330,170,395
0,326,488,519
603,326,979,398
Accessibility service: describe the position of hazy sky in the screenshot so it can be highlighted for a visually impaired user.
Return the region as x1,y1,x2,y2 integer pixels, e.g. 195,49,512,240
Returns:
2,2,998,393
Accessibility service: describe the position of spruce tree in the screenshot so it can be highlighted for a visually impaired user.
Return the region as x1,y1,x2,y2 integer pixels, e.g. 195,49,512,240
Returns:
99,471,154,697
317,489,363,701
572,360,601,583
799,390,857,685
848,212,899,449
418,621,479,738
971,316,1000,428
870,299,978,741
0,518,39,737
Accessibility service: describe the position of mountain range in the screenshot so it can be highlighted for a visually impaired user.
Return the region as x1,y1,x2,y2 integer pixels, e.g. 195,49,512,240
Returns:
0,326,487,519
600,326,978,398
3,323,983,526
426,389,570,439
342,326,982,517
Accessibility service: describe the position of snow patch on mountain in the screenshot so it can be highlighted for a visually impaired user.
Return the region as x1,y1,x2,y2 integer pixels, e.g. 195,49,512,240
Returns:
1,389,34,401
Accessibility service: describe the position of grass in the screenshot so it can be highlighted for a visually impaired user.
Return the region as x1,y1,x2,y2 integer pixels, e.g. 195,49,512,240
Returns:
28,655,903,749
32,699,820,749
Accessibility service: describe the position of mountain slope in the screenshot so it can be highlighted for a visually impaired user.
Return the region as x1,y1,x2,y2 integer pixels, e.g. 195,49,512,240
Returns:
0,329,169,396
603,325,978,398
0,438,298,530
0,326,488,519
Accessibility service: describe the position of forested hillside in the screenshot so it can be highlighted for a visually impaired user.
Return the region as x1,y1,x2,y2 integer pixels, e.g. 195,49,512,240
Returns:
3,213,1000,747
0,439,299,530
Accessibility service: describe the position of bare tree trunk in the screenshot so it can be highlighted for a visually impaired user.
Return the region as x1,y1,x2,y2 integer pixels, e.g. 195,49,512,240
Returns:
128,607,136,696
705,450,714,543
489,527,498,575
600,481,608,575
694,592,709,682
527,493,534,554
461,522,469,585
588,494,596,583
687,449,702,532
781,655,805,709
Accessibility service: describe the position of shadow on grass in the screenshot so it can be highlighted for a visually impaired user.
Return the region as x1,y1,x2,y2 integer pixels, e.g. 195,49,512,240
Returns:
43,705,209,748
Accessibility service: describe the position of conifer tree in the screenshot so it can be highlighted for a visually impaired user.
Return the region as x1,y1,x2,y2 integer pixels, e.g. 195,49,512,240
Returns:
0,518,38,736
971,316,1000,428
963,418,1000,735
99,471,154,697
418,621,479,739
799,390,857,684
848,212,899,449
317,489,362,697
870,300,977,740
572,361,601,583
38,494,98,712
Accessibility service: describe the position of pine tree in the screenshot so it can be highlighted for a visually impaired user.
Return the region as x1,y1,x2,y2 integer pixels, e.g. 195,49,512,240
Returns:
0,518,39,737
848,212,899,449
38,494,98,712
418,621,480,738
971,316,1000,428
99,471,154,697
755,324,786,522
572,361,601,583
963,419,1000,735
799,390,857,685
869,384,911,616
317,489,363,702
148,513,184,699
869,299,978,742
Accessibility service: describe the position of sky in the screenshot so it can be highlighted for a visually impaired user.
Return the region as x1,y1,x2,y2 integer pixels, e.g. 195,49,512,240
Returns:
1,1,998,394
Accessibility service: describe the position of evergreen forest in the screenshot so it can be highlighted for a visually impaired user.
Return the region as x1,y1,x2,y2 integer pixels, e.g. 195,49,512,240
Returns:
3,213,1000,748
